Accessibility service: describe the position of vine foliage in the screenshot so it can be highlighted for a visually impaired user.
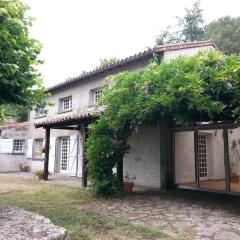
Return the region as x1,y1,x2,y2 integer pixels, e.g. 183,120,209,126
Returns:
86,51,240,196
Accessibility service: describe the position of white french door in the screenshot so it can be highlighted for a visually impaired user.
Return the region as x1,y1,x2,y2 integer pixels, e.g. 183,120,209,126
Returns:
60,137,70,173
198,134,208,180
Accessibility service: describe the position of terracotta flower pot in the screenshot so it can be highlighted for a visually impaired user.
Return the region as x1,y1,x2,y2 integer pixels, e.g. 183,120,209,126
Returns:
123,182,134,193
38,175,43,180
230,175,239,183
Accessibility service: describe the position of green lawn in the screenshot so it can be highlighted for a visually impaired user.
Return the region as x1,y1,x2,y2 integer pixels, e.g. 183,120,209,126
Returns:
0,176,168,240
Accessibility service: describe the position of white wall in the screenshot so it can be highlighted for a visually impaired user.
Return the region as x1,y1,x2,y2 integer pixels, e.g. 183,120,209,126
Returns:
163,46,213,61
123,125,160,188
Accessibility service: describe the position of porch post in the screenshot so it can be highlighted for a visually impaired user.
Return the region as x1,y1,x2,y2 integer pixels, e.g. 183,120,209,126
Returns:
223,128,230,192
44,127,50,180
194,131,200,188
159,121,174,190
82,124,88,187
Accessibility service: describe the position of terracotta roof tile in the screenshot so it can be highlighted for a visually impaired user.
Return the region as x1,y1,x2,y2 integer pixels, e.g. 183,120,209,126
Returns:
34,109,103,128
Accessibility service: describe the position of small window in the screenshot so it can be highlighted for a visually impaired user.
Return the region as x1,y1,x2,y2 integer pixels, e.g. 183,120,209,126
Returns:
35,105,46,118
94,89,103,103
13,139,25,153
33,138,44,159
60,96,72,112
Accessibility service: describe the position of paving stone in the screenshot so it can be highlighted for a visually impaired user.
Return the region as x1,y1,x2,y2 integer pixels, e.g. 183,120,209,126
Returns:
214,231,240,240
0,206,68,240
81,194,240,240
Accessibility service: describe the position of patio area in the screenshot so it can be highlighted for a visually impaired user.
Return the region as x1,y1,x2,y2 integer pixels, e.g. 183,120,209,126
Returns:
81,191,240,240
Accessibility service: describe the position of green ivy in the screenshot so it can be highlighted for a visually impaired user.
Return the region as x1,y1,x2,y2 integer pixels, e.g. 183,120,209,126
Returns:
86,50,240,196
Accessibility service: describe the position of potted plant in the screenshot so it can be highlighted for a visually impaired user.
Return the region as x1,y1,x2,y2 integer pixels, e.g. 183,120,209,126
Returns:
19,163,30,172
35,170,44,180
229,139,240,183
123,172,136,193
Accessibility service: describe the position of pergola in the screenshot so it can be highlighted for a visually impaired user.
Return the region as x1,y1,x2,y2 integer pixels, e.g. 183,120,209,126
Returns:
34,110,100,187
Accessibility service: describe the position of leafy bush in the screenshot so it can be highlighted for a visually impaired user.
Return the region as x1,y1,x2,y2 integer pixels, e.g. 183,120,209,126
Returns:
87,50,240,196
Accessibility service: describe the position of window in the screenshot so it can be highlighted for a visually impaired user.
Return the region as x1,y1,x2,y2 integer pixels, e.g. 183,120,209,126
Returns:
33,139,44,159
198,135,207,178
94,89,102,103
35,105,46,118
60,96,72,112
60,137,70,171
13,139,25,153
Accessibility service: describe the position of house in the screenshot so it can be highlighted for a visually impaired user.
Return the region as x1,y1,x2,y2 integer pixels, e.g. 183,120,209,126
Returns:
30,40,220,189
3,40,237,194
0,121,29,172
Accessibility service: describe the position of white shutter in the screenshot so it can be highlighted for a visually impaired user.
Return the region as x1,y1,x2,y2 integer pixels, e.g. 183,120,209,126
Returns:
69,135,78,176
49,137,56,173
27,139,33,158
0,139,13,154
77,133,84,177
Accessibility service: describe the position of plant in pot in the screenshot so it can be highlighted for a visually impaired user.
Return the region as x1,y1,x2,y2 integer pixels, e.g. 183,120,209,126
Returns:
19,163,30,172
123,172,136,193
229,139,240,183
35,170,44,180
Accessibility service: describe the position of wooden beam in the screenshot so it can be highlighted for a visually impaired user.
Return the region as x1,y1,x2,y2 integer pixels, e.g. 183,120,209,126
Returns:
44,128,50,180
223,128,230,192
82,124,89,187
159,122,173,189
51,127,80,130
173,122,240,132
194,131,200,188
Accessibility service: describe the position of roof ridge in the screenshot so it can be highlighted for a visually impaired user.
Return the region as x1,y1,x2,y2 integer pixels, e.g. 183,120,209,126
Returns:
47,40,215,92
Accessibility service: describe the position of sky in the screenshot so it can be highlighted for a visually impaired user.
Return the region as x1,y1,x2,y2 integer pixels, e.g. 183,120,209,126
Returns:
23,0,240,88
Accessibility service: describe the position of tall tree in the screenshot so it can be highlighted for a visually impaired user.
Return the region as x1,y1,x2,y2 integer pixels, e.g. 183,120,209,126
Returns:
204,16,240,55
0,0,47,111
155,0,205,45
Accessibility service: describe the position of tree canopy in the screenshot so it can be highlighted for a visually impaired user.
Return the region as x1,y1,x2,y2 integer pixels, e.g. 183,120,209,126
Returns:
0,0,47,111
155,1,240,55
87,50,240,196
156,0,205,45
205,16,240,55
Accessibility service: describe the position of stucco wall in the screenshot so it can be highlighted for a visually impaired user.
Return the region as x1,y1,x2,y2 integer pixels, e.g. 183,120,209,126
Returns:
123,125,160,188
175,132,195,184
0,124,29,172
0,154,25,172
163,46,213,61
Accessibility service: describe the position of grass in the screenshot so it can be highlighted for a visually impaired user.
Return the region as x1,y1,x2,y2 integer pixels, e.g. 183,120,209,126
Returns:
0,176,168,240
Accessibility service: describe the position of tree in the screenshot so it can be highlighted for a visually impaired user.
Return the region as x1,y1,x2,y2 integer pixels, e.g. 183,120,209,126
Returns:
87,50,240,196
0,0,47,111
204,16,240,55
155,0,205,45
0,104,28,124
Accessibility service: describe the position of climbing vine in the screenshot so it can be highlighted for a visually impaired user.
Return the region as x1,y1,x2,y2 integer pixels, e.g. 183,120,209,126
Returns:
86,50,240,196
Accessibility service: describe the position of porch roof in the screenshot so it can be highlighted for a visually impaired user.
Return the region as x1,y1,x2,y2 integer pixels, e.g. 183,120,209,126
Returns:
34,109,102,128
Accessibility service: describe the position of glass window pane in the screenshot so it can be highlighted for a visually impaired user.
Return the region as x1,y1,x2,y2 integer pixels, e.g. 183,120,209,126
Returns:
228,127,240,193
198,130,226,191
